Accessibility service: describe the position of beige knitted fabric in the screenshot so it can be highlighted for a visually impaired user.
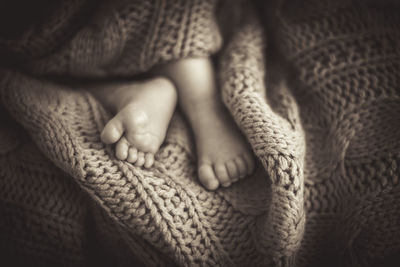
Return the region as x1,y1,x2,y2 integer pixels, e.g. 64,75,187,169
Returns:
22,0,222,77
0,0,399,266
265,0,400,266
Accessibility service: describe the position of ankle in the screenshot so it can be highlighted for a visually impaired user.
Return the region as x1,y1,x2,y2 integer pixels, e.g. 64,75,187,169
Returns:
181,97,228,134
181,91,222,112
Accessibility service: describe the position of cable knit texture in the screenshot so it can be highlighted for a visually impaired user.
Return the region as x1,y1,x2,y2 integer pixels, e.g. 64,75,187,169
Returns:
0,0,399,266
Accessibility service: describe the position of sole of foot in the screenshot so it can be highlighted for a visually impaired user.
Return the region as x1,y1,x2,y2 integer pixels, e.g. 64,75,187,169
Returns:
100,77,177,168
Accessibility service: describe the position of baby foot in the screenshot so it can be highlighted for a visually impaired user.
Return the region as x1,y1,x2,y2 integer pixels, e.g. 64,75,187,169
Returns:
193,100,255,190
153,57,255,190
99,77,177,167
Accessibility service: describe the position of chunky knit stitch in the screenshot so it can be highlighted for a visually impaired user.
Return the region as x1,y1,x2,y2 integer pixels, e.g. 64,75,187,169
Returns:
0,0,399,266
21,0,222,77
266,0,400,265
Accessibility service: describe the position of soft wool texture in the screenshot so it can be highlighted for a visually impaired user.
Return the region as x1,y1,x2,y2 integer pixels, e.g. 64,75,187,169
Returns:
0,0,399,266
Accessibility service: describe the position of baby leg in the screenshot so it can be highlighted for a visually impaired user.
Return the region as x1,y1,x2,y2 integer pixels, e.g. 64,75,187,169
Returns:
89,77,177,168
155,58,255,190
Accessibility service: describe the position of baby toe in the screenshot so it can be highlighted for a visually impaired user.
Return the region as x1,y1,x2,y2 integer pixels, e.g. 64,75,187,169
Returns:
115,137,129,160
226,159,239,182
144,153,154,168
127,147,138,163
215,163,231,187
101,117,124,144
235,157,247,179
135,151,145,167
198,164,219,191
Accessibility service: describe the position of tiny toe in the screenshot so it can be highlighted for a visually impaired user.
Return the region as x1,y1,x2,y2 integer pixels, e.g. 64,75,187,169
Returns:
144,153,154,168
244,154,256,175
198,164,219,190
214,163,230,187
115,137,129,160
127,147,138,163
135,151,145,167
235,157,247,179
226,160,239,182
101,117,124,144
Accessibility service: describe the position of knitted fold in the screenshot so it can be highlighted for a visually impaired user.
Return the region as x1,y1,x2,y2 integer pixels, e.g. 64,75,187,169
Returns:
23,0,222,78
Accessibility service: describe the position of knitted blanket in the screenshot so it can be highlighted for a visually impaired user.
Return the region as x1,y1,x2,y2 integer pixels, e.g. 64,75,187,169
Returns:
1,0,399,266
